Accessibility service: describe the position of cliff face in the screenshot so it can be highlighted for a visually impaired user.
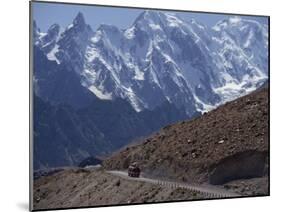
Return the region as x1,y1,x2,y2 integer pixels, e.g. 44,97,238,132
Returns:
103,87,269,184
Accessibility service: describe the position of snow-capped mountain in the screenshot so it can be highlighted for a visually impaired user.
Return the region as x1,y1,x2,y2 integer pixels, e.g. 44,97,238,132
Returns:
211,16,268,102
33,11,268,114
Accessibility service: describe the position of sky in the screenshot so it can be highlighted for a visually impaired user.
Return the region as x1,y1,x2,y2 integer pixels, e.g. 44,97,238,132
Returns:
32,1,268,32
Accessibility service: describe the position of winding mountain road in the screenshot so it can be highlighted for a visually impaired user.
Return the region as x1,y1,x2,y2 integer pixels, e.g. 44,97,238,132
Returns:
107,170,240,198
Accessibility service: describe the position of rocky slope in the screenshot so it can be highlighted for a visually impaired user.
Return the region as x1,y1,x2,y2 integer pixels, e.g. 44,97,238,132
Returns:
33,168,204,210
103,87,269,185
223,177,268,196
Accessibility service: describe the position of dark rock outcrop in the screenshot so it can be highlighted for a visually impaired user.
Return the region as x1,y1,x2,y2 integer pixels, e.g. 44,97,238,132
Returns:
78,156,102,168
208,150,268,185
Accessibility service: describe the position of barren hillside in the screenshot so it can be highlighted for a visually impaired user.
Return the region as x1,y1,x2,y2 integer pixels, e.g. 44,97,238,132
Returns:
103,87,269,185
33,168,204,210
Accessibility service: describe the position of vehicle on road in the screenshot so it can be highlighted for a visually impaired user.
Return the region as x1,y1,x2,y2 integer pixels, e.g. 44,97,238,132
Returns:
128,162,140,177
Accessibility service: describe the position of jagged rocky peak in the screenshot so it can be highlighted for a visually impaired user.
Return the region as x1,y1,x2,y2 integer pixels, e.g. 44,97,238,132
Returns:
33,20,40,42
227,16,243,25
137,10,184,26
33,20,39,32
97,24,121,34
133,10,167,27
189,18,207,29
213,16,264,32
47,23,60,36
73,11,86,26
212,17,236,30
62,11,93,34
212,16,268,59
125,11,181,39
139,10,163,19
58,11,93,43
41,23,60,44
93,24,123,47
223,16,266,30
68,12,93,35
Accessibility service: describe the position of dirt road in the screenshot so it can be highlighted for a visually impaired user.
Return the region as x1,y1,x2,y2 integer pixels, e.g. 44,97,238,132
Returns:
107,170,240,198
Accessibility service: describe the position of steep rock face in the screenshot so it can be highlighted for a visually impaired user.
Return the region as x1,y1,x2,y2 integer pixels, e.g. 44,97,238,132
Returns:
78,99,190,149
33,93,188,170
213,17,268,75
33,95,111,170
78,157,102,167
56,12,94,72
40,24,60,53
103,87,269,184
211,17,268,102
82,11,220,114
33,21,61,64
208,150,267,185
33,46,96,108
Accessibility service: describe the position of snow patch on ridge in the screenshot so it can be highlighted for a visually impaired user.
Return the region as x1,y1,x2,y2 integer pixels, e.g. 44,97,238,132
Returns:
165,13,184,27
124,27,135,39
149,23,162,30
229,16,242,24
214,73,267,103
123,87,142,112
194,94,217,113
89,86,112,100
47,44,60,64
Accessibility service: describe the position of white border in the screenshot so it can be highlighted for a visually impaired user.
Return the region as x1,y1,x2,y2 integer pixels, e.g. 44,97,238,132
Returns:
0,0,279,212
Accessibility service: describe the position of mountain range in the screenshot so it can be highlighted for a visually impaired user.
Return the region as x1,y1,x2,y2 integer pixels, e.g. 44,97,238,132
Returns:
33,10,268,169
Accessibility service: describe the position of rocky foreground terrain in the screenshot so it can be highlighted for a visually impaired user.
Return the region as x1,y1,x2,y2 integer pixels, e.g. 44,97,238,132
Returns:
33,168,204,210
104,87,269,187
